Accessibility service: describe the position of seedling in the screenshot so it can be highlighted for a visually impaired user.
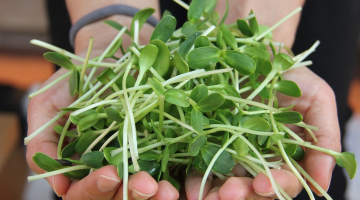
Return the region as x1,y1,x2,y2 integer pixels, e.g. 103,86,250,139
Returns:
26,0,356,200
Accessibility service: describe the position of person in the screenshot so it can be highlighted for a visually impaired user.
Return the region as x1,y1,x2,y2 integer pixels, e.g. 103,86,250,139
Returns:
26,0,349,199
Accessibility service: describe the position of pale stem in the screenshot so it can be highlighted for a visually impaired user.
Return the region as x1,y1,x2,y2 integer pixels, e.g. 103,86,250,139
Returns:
57,118,72,159
84,121,117,154
79,37,94,97
28,165,92,182
99,131,119,151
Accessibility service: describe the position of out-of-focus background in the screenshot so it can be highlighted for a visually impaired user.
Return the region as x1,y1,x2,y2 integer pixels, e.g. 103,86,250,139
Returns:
0,0,359,200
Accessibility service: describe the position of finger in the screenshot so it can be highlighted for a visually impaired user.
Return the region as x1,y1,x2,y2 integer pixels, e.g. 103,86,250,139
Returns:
185,170,213,200
61,165,121,200
149,180,179,200
252,169,302,198
114,171,159,200
204,178,225,200
26,68,76,196
231,164,248,177
218,177,272,200
280,67,340,194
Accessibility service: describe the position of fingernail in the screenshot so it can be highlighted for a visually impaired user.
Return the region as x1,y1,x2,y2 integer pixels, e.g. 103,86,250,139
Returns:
52,176,62,197
97,175,121,193
131,188,155,200
255,190,275,197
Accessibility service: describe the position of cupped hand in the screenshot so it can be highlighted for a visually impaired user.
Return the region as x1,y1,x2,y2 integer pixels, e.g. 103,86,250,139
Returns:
26,68,179,200
183,66,339,200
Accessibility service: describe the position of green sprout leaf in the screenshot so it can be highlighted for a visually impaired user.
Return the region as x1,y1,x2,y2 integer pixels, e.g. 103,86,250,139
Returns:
150,40,171,76
139,44,159,72
103,147,123,166
105,107,123,122
188,135,207,156
201,144,234,174
242,116,270,131
164,88,190,107
219,23,237,50
75,131,99,154
273,53,294,71
178,31,202,59
78,112,100,131
273,111,303,124
43,52,75,70
274,80,301,97
196,93,225,112
149,78,165,96
222,50,256,75
188,46,221,69
129,160,160,176
248,10,259,34
232,137,249,157
181,22,197,38
237,19,253,37
335,152,357,179
191,107,204,133
219,0,229,25
190,84,208,103
171,52,189,74
188,0,206,23
131,8,155,38
150,15,177,42
81,151,104,168
194,36,210,48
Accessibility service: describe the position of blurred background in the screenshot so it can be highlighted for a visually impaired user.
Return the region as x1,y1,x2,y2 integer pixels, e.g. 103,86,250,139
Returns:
0,0,359,200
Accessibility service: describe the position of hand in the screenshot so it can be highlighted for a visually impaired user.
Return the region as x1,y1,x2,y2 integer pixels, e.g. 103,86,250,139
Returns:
183,67,340,200
26,68,179,200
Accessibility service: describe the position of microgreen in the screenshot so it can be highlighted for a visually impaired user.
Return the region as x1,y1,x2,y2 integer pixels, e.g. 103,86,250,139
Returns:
27,1,356,200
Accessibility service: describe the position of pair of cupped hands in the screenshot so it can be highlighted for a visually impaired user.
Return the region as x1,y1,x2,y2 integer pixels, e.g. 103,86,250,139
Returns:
26,21,340,200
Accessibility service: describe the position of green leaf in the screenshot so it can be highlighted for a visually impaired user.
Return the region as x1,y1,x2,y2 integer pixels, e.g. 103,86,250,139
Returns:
190,84,208,102
219,0,229,25
107,38,123,57
103,147,123,166
236,19,253,37
61,138,78,158
201,144,234,174
274,80,301,97
130,8,155,38
178,31,202,59
194,36,210,48
273,53,294,71
222,50,256,75
273,111,303,124
150,40,171,76
103,20,131,35
33,153,89,179
192,154,208,173
75,131,99,154
204,0,217,15
105,107,123,122
139,44,159,72
335,152,357,179
69,69,79,96
81,151,104,168
78,112,100,131
188,47,221,69
219,24,237,50
188,135,207,156
181,22,197,38
161,145,170,172
129,160,160,176
270,134,284,142
43,52,75,70
291,145,305,161
172,53,189,74
216,31,226,50
188,0,206,23
196,93,225,112
242,116,270,131
248,10,259,34
164,88,190,107
191,107,204,133
232,137,249,157
243,46,271,64
283,144,297,157
149,78,165,96
258,60,273,76
139,151,159,161
150,15,177,42
258,25,272,39
117,163,124,179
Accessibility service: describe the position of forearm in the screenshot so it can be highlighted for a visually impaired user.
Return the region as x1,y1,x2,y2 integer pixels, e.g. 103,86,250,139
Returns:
216,0,305,48
65,0,160,55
